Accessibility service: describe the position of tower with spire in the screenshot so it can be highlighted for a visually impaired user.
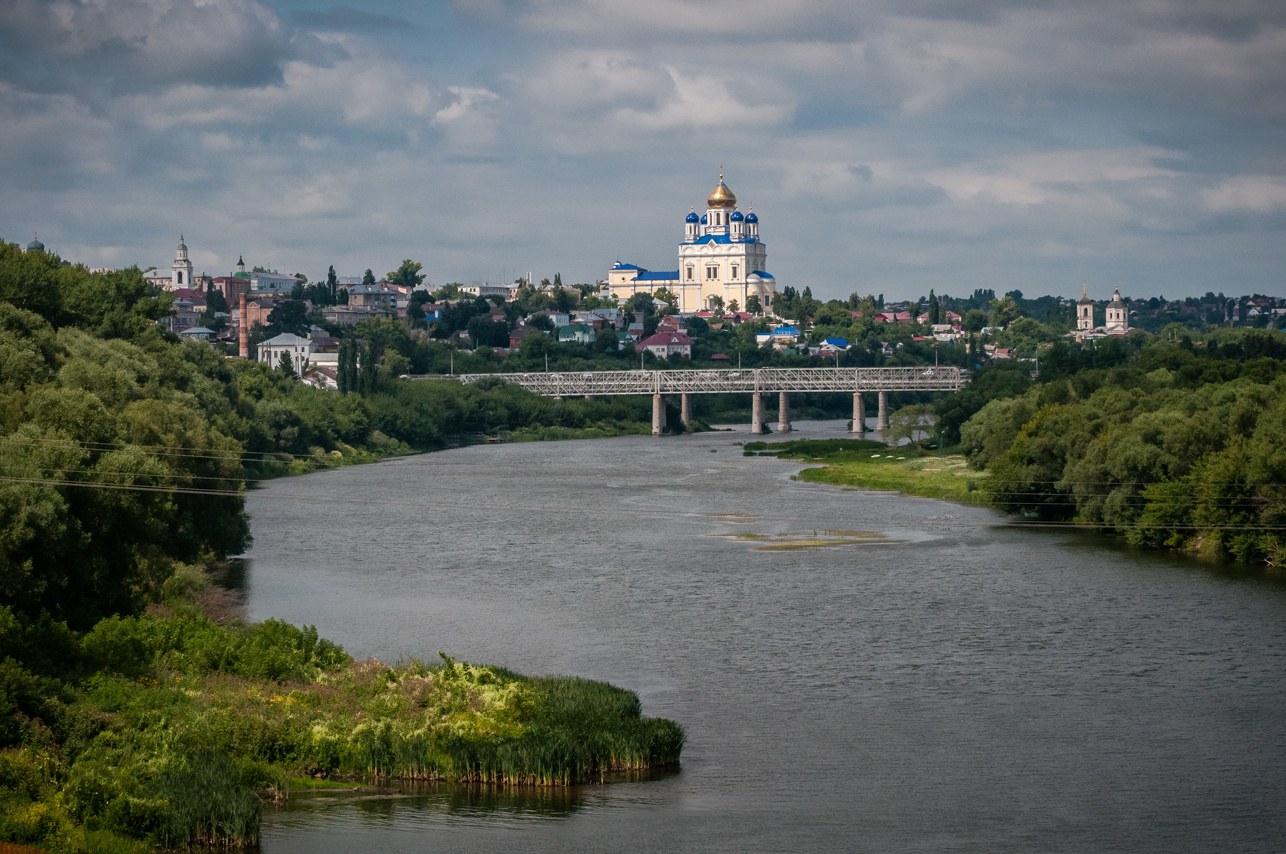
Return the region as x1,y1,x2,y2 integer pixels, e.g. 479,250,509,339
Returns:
172,234,194,290
1077,281,1094,332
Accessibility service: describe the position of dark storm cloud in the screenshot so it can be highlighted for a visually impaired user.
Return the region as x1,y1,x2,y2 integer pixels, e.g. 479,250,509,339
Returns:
0,0,342,91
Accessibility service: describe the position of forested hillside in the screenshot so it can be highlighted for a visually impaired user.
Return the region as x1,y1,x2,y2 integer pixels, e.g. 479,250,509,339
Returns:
951,330,1286,563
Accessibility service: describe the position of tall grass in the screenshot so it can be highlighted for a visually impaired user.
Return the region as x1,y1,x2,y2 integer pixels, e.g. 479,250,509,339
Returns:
1,607,685,850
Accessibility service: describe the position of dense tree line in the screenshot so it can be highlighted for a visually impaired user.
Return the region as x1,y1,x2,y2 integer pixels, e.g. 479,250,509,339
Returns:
951,329,1286,564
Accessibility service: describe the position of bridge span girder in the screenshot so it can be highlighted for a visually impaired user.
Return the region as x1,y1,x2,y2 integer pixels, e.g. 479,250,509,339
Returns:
435,367,964,397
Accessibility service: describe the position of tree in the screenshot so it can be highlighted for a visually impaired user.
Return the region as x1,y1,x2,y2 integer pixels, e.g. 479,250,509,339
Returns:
277,350,295,377
962,309,988,332
362,269,376,286
886,403,937,444
265,300,309,336
553,273,562,289
387,259,426,290
728,299,739,314
708,295,724,312
361,342,379,395
654,288,679,309
746,294,762,315
928,290,940,325
327,265,338,302
337,340,358,394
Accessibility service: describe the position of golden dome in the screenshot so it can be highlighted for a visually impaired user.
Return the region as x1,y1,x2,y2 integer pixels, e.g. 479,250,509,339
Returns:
707,169,736,209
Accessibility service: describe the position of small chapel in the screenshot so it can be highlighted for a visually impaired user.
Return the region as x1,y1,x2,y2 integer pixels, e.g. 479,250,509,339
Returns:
1075,282,1130,338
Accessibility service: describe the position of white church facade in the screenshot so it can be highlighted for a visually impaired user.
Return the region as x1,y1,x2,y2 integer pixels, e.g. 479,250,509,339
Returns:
1074,283,1130,339
607,173,778,314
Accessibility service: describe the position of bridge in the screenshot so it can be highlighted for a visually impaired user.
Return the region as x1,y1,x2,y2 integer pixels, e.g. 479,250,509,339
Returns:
425,367,965,436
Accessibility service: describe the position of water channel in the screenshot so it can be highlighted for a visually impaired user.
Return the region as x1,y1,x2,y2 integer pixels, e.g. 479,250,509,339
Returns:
240,420,1286,853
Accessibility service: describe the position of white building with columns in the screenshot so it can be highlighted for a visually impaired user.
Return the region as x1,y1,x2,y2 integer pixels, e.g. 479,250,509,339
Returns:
607,173,778,314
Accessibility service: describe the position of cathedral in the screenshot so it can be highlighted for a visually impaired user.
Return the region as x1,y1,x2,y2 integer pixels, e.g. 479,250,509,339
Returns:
607,173,778,313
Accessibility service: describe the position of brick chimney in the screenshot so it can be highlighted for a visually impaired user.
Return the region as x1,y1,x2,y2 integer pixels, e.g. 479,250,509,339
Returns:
239,293,249,359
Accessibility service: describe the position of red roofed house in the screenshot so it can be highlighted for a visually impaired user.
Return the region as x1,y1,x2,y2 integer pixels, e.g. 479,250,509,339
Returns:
639,332,692,358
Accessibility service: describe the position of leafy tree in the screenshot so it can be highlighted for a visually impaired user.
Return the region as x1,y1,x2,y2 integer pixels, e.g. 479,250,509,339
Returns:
327,265,338,301
278,350,295,377
265,300,309,336
728,299,740,314
746,294,762,315
362,269,376,286
654,288,679,309
885,403,937,444
962,309,988,332
387,259,426,290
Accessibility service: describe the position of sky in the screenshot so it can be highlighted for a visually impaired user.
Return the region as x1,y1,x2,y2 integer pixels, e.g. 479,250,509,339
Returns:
2,0,1284,303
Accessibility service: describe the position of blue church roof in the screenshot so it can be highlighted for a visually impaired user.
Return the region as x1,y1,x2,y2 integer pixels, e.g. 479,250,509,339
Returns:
612,262,645,271
686,211,699,223
745,212,758,223
634,270,679,282
751,269,774,279
729,210,744,222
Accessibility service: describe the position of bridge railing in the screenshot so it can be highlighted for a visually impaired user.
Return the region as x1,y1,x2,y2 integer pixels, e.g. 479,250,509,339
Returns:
417,367,963,396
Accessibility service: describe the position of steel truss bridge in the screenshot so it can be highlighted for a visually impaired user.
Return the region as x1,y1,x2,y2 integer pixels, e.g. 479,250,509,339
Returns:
422,367,965,436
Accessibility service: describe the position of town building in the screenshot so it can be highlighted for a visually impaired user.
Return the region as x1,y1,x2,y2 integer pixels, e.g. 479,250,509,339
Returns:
607,172,779,314
638,332,692,358
347,284,400,312
249,268,298,295
257,333,314,375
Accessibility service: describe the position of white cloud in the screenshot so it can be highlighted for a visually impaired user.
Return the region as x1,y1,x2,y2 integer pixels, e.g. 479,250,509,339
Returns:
926,147,1184,206
1202,176,1286,213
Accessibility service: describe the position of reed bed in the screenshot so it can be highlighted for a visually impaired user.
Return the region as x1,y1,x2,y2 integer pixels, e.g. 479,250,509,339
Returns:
0,610,683,851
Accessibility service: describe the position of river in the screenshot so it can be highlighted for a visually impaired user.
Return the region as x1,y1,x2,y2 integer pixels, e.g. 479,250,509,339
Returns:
240,420,1286,853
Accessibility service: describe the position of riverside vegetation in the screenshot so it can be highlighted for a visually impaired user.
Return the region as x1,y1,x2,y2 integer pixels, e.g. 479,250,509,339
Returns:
753,331,1286,566
0,243,683,851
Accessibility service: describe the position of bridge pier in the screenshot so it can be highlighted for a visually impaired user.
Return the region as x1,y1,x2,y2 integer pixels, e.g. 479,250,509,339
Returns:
652,393,667,436
751,392,766,434
852,392,865,435
777,391,792,433
681,393,693,427
876,391,890,431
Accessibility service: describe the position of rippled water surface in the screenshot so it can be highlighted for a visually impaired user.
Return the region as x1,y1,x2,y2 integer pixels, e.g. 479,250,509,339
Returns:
241,421,1286,853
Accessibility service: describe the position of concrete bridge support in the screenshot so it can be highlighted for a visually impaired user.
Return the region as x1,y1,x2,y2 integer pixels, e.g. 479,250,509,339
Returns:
652,393,667,436
777,391,792,433
852,392,865,436
751,392,766,434
681,393,693,428
876,391,890,431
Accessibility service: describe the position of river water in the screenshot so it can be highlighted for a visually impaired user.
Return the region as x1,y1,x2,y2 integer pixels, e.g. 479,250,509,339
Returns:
241,421,1286,853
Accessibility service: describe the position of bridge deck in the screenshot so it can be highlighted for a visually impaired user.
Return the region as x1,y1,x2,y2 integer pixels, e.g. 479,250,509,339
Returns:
416,367,964,396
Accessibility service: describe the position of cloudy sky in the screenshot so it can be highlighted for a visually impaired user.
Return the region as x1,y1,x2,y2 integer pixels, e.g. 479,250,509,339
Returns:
2,0,1284,302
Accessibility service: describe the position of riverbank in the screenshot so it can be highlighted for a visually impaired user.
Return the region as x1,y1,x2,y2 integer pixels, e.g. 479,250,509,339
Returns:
745,438,988,506
0,586,684,852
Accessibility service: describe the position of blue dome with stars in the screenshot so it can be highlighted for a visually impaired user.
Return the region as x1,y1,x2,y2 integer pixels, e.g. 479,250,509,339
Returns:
745,211,758,223
686,211,699,223
729,210,744,222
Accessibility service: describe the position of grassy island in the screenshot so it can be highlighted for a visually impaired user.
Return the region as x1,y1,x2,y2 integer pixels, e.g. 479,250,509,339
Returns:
745,438,987,505
0,595,684,852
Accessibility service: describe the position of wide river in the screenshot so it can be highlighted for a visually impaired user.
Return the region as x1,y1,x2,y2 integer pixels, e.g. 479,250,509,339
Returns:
241,420,1286,853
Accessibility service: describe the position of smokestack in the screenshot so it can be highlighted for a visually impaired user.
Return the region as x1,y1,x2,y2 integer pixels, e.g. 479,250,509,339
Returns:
239,293,249,359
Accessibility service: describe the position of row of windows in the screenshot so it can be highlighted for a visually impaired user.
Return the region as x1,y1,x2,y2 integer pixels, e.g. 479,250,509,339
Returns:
684,264,741,282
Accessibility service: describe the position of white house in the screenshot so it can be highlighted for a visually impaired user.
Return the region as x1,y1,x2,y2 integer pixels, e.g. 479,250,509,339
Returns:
257,333,314,375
